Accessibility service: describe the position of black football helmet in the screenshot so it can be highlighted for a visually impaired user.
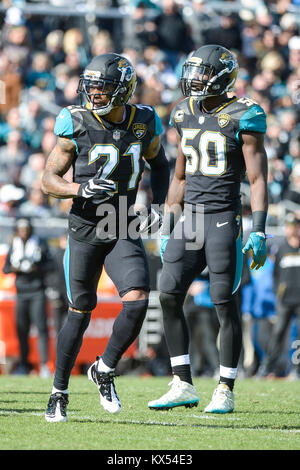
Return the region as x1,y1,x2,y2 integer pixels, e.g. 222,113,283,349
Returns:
77,53,137,115
181,45,238,101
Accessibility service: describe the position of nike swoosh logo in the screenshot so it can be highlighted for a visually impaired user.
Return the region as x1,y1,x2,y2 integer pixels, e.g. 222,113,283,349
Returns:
216,222,229,227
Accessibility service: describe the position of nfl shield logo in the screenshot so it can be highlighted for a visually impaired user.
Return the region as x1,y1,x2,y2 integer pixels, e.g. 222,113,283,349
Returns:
199,116,205,124
113,130,121,141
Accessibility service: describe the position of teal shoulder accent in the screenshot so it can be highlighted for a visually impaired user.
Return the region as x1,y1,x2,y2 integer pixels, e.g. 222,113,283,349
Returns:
153,107,163,136
54,108,74,137
236,104,267,142
54,107,78,153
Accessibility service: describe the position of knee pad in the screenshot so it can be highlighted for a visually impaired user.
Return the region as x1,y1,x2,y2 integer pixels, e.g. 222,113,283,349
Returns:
210,281,232,305
70,293,97,313
122,298,149,323
159,292,185,320
214,299,241,328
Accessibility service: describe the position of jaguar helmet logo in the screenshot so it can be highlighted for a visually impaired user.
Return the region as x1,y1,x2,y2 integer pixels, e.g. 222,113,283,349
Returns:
117,59,134,82
219,52,237,73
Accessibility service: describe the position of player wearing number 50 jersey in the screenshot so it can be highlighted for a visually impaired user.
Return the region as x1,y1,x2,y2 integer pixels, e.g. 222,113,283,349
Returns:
41,53,170,422
148,45,268,413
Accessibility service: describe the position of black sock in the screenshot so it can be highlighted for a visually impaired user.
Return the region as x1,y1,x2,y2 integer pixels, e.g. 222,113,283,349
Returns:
172,365,193,385
159,293,190,357
219,377,235,391
102,299,148,368
214,299,242,379
54,310,91,390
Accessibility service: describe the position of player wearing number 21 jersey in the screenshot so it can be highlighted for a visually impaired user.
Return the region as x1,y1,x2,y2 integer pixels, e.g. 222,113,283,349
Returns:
148,45,268,413
42,53,170,422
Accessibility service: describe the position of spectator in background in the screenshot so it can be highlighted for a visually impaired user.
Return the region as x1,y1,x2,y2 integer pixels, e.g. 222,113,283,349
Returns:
206,12,242,52
240,15,262,75
0,107,23,144
19,152,46,189
19,99,46,151
54,63,72,106
0,184,25,217
47,233,68,337
64,51,82,77
25,52,56,92
1,24,31,74
3,218,53,377
123,0,158,52
258,213,300,378
63,28,89,69
288,35,300,71
284,162,300,209
19,187,52,218
91,30,114,57
40,131,57,158
0,130,28,185
154,0,194,68
242,249,277,375
184,0,215,50
0,50,22,116
55,75,80,108
45,29,65,67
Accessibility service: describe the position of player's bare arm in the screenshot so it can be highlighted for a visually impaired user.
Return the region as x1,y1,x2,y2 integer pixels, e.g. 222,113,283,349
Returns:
159,134,185,252
241,131,268,214
41,137,79,199
241,131,268,269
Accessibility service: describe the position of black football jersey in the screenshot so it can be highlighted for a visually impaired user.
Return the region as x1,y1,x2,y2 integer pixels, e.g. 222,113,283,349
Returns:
170,96,267,213
54,103,163,223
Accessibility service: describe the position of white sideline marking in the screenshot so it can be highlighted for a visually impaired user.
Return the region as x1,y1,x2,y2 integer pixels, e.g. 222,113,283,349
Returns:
1,410,300,433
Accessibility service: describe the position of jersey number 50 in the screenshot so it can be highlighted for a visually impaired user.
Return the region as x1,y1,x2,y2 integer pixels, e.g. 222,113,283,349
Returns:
182,129,227,176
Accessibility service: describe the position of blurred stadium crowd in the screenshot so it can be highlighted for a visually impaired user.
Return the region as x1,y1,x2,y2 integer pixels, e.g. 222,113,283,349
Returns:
0,0,300,379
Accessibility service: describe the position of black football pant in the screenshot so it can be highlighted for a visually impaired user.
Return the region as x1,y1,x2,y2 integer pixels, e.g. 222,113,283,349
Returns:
159,208,243,373
53,233,150,390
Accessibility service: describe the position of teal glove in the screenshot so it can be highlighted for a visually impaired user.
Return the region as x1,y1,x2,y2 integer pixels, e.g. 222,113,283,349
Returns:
160,235,170,263
242,232,267,270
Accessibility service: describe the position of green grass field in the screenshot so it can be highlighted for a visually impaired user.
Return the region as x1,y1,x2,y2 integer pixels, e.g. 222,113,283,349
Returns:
0,375,300,450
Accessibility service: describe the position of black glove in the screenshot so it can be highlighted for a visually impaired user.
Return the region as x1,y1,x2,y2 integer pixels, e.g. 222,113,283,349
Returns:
136,207,163,234
78,167,116,201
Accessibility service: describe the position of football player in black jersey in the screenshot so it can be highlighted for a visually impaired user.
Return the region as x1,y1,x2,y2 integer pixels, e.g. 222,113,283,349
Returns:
148,45,268,413
42,53,170,422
